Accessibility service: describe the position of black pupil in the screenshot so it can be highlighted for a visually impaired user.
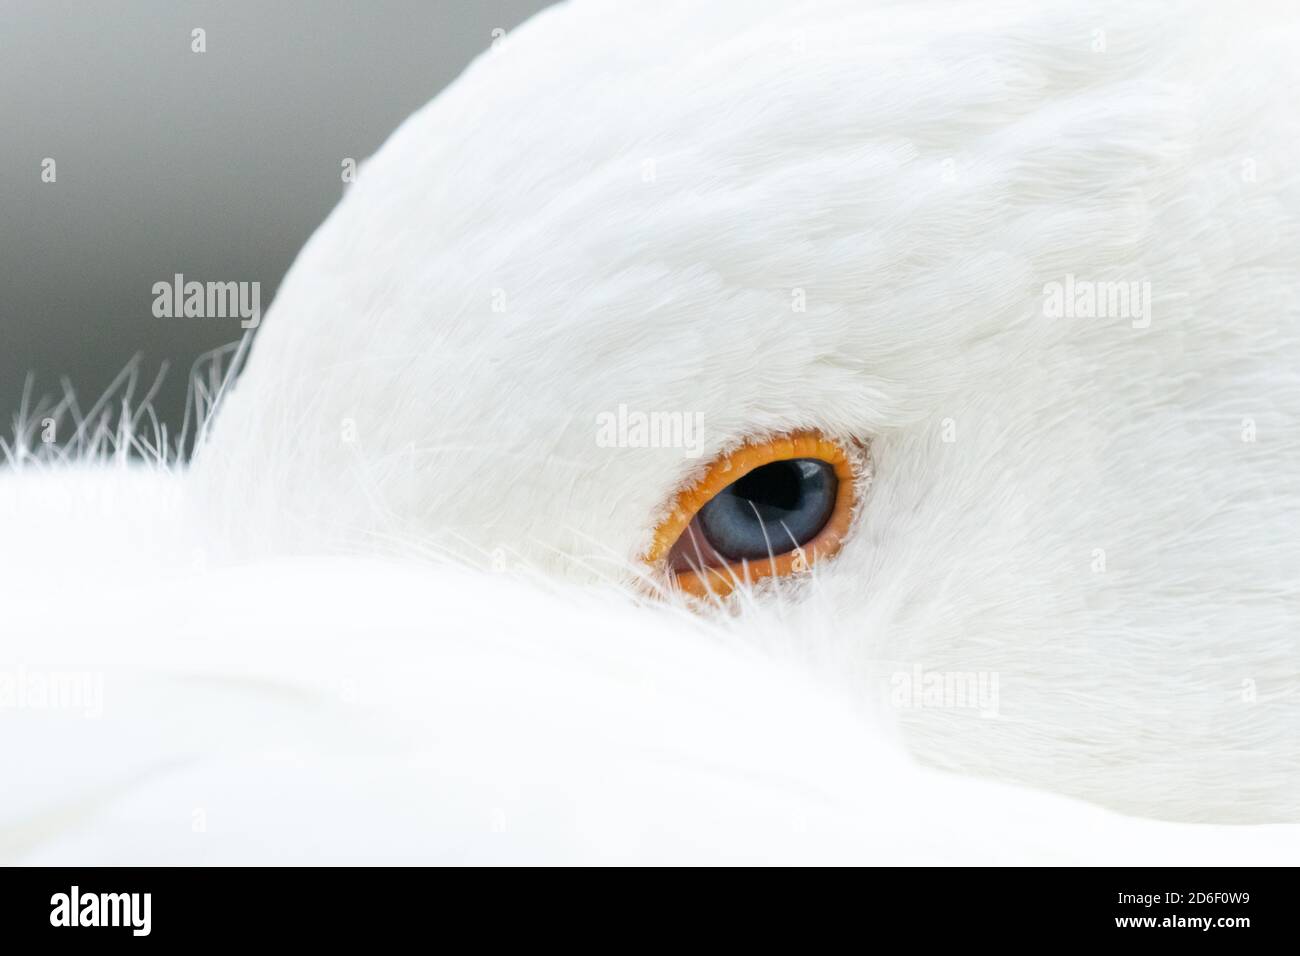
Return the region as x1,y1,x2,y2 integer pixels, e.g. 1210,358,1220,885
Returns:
697,458,838,562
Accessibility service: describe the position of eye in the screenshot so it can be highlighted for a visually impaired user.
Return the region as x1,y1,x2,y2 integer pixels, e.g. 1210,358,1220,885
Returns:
697,459,838,561
644,432,861,599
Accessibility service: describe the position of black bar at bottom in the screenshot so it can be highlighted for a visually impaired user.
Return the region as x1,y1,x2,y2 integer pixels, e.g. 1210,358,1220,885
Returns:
0,865,1291,943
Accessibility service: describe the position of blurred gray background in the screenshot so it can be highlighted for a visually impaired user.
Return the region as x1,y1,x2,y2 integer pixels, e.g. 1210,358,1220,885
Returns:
1,0,553,445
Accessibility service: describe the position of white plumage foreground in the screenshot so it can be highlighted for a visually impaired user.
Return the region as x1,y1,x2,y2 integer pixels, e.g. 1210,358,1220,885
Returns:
3,0,1298,864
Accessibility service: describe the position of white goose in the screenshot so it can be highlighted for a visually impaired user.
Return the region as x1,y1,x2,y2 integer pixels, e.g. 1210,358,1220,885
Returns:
2,0,1297,864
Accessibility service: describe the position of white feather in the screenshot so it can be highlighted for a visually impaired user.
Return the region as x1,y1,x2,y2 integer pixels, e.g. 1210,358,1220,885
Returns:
2,467,1297,863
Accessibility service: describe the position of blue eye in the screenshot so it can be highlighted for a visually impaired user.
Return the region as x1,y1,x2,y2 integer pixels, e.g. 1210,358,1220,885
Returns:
696,458,838,562
649,433,859,597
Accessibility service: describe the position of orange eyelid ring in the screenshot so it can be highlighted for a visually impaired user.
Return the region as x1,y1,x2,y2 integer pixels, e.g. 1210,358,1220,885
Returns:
643,431,861,600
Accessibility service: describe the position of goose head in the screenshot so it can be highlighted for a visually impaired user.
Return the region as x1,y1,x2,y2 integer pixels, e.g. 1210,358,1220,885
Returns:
196,0,1300,823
